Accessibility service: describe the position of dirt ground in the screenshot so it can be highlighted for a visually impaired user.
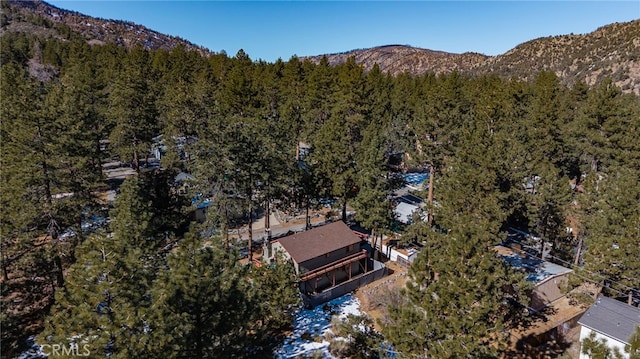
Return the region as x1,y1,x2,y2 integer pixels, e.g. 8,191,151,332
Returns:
354,260,408,331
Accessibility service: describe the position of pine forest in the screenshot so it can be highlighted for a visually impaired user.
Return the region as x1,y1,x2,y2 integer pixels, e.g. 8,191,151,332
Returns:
1,3,640,358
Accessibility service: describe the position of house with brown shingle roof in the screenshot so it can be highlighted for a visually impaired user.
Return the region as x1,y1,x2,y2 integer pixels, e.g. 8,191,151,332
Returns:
263,221,386,306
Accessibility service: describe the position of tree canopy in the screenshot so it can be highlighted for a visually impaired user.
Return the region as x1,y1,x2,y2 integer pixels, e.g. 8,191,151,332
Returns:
1,28,639,358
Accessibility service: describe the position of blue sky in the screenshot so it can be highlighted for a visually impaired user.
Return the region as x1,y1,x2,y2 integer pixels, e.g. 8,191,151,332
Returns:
47,1,640,62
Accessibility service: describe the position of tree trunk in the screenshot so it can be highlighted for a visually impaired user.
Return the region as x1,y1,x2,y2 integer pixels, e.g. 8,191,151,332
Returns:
264,199,270,240
248,201,253,263
574,236,583,266
2,254,9,281
427,165,435,224
591,157,598,173
37,124,53,206
224,205,230,249
53,253,64,287
132,135,140,173
371,228,377,260
93,128,103,180
342,198,347,222
305,198,311,230
194,301,203,358
133,148,140,174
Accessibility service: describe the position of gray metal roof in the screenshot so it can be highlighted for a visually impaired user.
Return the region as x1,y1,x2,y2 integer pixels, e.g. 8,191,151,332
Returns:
578,295,640,344
394,202,420,224
495,245,573,284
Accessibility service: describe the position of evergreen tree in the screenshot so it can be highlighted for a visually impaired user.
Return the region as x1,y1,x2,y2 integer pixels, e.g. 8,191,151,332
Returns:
383,217,530,357
388,72,418,160
148,233,253,358
108,46,158,172
249,253,302,347
302,56,334,139
40,176,167,358
149,235,299,358
0,63,44,281
329,314,384,359
581,331,624,359
156,46,210,170
353,123,394,254
526,162,574,261
579,167,640,295
409,72,471,223
527,71,569,170
55,47,108,250
311,57,367,221
576,80,639,173
383,108,530,357
627,326,640,359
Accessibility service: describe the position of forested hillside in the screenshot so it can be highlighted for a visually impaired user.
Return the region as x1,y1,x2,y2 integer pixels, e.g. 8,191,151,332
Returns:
5,0,639,93
303,45,488,77
473,20,640,93
305,20,640,94
2,0,209,54
1,2,640,358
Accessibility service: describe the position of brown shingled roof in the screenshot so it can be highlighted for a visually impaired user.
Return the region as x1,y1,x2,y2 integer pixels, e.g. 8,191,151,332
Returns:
276,221,362,264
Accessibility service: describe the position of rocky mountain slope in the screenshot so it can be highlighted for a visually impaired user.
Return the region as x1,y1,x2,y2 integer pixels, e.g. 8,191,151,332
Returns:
303,45,488,77
472,20,640,92
304,20,640,93
2,0,210,55
3,0,639,93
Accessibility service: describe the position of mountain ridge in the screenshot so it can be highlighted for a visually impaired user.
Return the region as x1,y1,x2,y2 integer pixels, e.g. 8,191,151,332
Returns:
302,20,640,93
302,45,489,77
3,0,639,93
3,0,211,55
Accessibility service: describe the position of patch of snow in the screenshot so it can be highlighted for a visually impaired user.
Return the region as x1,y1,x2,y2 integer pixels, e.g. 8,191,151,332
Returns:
402,172,428,186
16,337,46,359
58,229,76,241
275,294,362,359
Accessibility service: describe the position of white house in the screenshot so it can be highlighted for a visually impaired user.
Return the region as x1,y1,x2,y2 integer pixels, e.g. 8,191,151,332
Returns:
578,295,640,358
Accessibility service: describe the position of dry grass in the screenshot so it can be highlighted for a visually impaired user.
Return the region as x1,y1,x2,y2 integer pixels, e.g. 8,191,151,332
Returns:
354,260,408,331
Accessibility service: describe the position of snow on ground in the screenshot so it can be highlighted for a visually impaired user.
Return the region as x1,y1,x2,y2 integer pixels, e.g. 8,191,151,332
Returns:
15,338,46,359
402,172,428,186
18,294,362,359
275,294,362,359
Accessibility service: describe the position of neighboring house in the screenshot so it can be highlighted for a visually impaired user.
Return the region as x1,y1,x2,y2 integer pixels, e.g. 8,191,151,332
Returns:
151,134,167,160
578,295,640,359
393,188,426,225
495,245,573,311
151,135,195,162
192,196,212,223
174,172,195,195
394,202,421,225
263,221,386,306
497,245,596,354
